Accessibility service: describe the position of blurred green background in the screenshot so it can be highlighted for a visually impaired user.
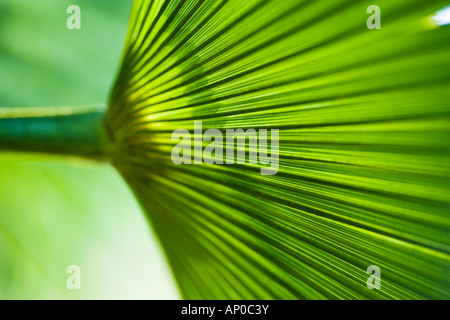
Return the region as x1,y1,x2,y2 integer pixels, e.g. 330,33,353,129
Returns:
0,0,179,299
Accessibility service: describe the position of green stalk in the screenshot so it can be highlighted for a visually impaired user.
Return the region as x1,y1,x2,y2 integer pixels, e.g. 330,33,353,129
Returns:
0,105,111,161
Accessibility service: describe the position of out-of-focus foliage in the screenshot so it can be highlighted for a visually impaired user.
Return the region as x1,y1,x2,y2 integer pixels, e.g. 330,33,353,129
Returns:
0,0,178,299
109,0,450,299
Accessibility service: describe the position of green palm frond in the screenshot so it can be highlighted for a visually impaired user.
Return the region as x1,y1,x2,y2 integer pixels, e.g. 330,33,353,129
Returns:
1,0,449,300
104,0,450,299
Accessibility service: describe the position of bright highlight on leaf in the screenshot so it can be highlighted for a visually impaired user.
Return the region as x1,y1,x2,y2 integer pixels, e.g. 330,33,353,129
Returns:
433,5,450,26
105,0,450,299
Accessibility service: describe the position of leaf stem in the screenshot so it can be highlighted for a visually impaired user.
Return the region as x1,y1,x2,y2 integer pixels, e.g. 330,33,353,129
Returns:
0,105,111,161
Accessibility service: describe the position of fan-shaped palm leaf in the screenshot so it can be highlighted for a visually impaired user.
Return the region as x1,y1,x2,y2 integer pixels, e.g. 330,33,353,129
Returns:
2,0,450,299
104,0,450,299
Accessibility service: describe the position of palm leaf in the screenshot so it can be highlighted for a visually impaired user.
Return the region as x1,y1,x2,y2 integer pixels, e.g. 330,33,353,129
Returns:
105,0,450,299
